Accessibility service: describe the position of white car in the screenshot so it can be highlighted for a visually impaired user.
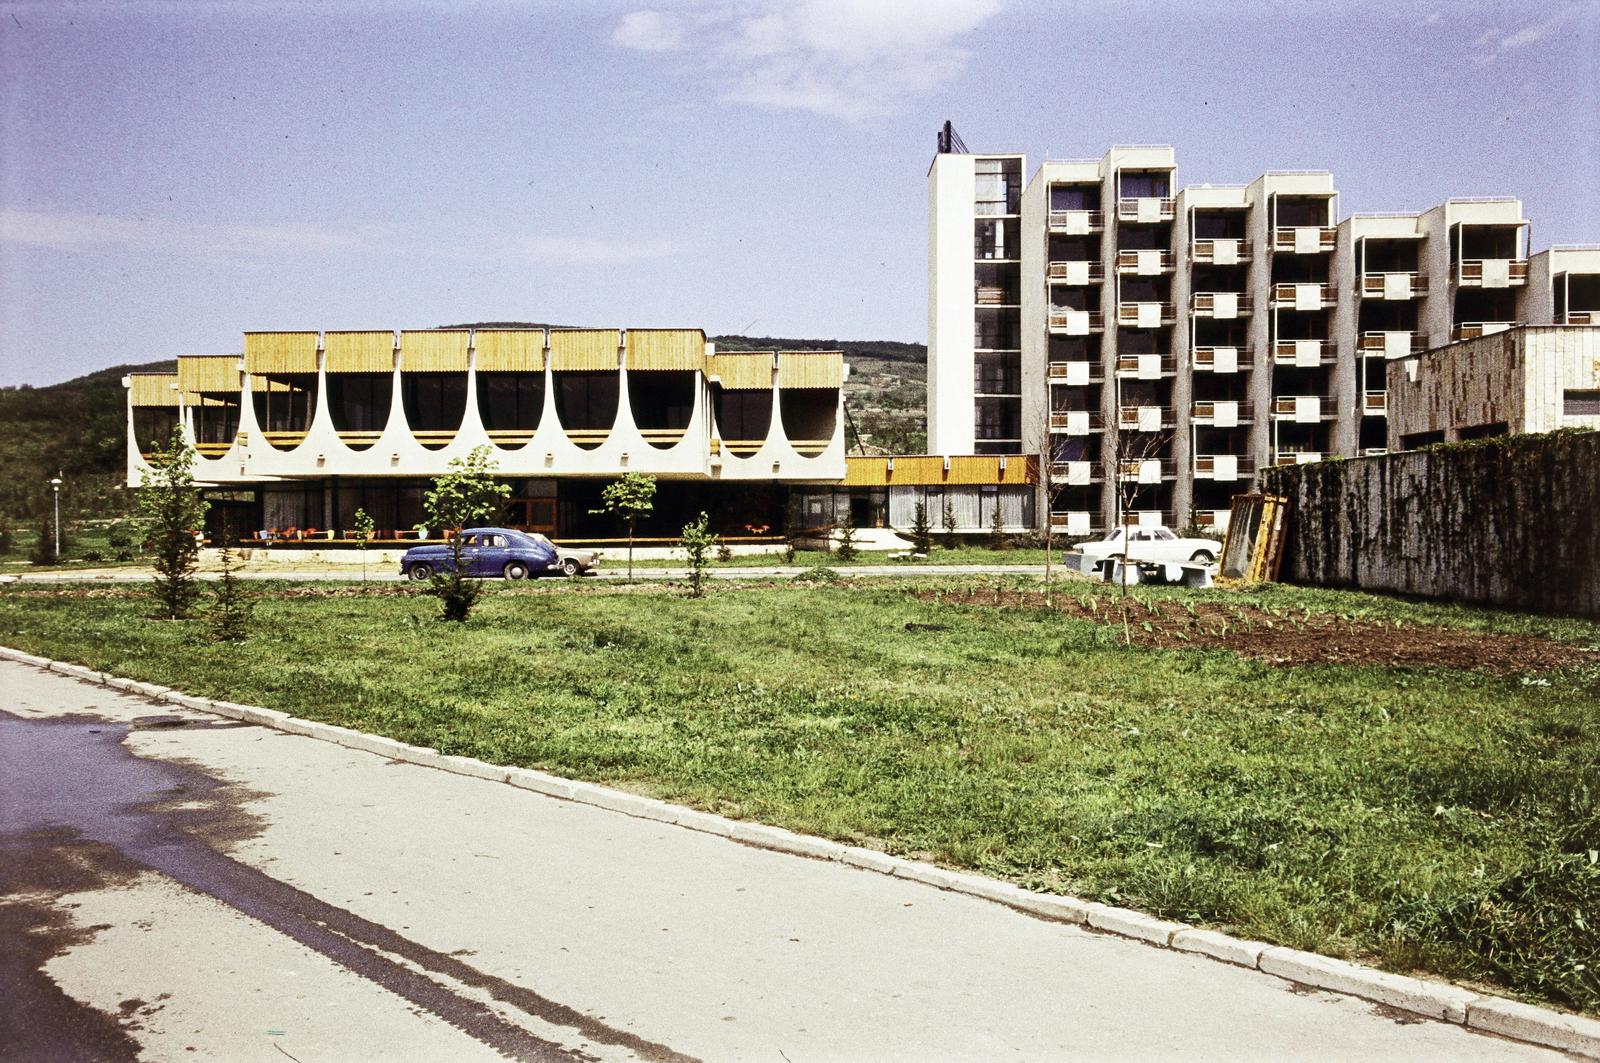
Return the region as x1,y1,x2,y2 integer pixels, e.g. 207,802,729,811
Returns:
1074,526,1223,573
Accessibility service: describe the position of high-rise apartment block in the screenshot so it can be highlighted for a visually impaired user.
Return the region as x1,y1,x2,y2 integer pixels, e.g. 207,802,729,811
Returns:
928,135,1600,535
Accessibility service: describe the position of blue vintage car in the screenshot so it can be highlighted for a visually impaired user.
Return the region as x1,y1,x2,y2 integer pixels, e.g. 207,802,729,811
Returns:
399,527,559,582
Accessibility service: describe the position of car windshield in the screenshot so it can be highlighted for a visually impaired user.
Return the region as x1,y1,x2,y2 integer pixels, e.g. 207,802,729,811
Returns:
528,534,553,549
1153,529,1176,540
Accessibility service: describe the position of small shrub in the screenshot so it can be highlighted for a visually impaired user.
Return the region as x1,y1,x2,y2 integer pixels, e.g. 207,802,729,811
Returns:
835,515,859,563
792,566,843,583
910,501,933,555
30,521,58,566
941,502,958,549
208,537,254,642
716,541,734,563
988,503,1007,550
782,541,797,564
106,519,137,549
0,517,16,554
680,511,717,599
81,549,106,563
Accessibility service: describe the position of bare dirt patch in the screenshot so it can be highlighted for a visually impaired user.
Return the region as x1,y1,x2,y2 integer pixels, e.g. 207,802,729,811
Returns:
911,588,1600,675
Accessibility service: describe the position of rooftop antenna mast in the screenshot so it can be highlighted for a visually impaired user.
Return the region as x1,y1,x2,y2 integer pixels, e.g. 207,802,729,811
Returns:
936,120,969,155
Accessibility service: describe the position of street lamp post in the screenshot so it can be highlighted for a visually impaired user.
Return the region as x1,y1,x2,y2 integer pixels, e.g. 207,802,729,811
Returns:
50,474,62,557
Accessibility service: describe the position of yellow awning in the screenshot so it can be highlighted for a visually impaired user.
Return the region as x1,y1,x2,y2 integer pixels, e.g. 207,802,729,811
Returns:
130,374,180,407
325,331,396,373
474,329,545,372
626,329,705,371
842,455,1037,487
707,352,774,390
243,332,318,375
400,330,470,372
549,329,621,371
777,351,843,389
177,356,240,394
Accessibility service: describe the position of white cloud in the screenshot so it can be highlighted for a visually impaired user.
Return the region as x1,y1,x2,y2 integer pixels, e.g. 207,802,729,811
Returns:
0,210,681,266
611,0,1004,122
1473,5,1582,64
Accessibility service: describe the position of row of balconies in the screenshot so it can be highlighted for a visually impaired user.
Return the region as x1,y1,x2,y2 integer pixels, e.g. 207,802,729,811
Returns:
1047,394,1387,435
1050,510,1176,534
1272,226,1337,253
1042,334,1429,377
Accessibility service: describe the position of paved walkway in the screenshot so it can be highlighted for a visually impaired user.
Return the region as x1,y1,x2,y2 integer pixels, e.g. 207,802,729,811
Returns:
0,660,1557,1061
4,564,1057,583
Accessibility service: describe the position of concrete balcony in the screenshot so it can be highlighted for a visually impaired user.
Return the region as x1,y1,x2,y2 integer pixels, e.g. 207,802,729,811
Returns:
1564,310,1598,325
1190,399,1253,426
1050,510,1097,535
1114,353,1176,378
1190,292,1252,318
1458,259,1529,287
1274,450,1325,466
1271,395,1336,422
1047,260,1104,285
1363,389,1388,416
1193,509,1231,534
1047,361,1104,385
1117,405,1176,432
1116,197,1176,223
1451,321,1517,342
1118,459,1169,484
1270,282,1336,311
1191,346,1250,373
1193,454,1255,481
1048,209,1105,234
1191,239,1251,265
1360,331,1425,359
1360,272,1428,300
1272,339,1333,366
1115,249,1175,275
975,286,1019,306
1048,309,1105,335
1049,409,1104,435
1048,460,1103,485
1273,226,1336,253
1116,301,1177,328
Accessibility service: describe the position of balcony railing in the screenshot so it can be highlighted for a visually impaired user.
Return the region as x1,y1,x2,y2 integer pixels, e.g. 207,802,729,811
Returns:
1458,259,1529,286
1565,311,1598,325
1272,339,1333,364
1114,353,1176,377
1116,249,1175,274
1193,509,1230,532
1192,345,1250,372
1362,447,1390,457
1193,454,1255,479
1360,331,1426,358
1047,260,1104,284
1273,226,1336,253
1191,292,1252,317
1116,301,1176,327
1190,400,1254,424
1048,209,1105,234
1047,361,1103,384
1119,459,1168,483
1048,309,1105,334
1452,321,1517,342
1363,389,1387,415
1117,406,1176,431
1271,282,1336,309
975,286,1018,305
1049,410,1104,434
1191,238,1251,265
1118,509,1178,528
1050,511,1097,535
1048,460,1103,485
1271,395,1335,420
1116,197,1176,222
1360,272,1428,299
1274,450,1325,466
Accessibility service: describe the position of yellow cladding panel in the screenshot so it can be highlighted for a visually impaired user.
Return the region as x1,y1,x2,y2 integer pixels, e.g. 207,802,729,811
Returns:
842,455,1037,486
777,351,843,389
400,330,470,372
130,374,180,407
475,329,545,372
325,331,396,373
549,329,621,371
248,376,300,394
243,332,318,374
626,329,706,371
177,356,240,394
707,352,774,390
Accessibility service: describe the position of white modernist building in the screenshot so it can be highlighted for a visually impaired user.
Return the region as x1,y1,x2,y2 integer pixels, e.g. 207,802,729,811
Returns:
928,137,1599,535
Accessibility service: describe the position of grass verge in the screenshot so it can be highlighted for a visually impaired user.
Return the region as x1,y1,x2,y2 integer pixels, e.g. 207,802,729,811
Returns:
1,578,1596,1013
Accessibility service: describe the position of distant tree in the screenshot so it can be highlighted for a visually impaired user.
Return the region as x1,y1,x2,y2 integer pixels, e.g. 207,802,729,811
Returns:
910,500,933,555
352,507,376,583
421,446,511,622
680,511,716,599
941,501,958,549
593,472,657,582
835,510,859,563
30,519,57,566
137,427,209,619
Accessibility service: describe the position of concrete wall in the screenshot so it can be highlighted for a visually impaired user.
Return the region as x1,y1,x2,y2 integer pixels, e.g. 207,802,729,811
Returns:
928,154,977,455
1259,430,1600,617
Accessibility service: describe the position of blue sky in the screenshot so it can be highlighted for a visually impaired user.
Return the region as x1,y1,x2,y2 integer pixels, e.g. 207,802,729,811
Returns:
1,0,1596,386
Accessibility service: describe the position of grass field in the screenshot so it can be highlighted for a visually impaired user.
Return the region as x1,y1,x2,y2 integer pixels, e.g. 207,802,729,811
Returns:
1,577,1596,1014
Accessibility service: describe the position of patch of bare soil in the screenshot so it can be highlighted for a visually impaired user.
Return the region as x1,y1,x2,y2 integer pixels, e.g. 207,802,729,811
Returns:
910,588,1600,675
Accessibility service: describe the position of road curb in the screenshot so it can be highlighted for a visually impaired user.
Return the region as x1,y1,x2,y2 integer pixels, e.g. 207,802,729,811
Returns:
4,642,1596,1059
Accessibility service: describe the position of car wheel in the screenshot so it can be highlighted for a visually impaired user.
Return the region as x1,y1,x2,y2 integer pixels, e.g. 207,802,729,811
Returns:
504,561,529,581
407,562,433,582
1190,550,1216,565
561,557,582,577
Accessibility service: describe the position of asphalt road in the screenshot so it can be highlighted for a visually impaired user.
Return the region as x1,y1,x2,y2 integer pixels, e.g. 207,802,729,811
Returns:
0,660,1561,1062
